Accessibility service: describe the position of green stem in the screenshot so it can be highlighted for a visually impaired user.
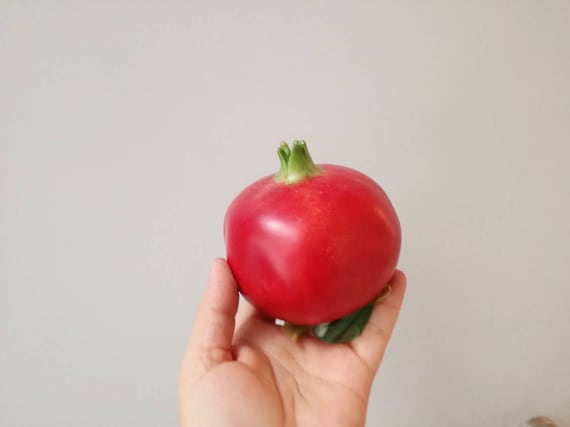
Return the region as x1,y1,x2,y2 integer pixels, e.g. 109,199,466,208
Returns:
282,323,309,342
274,140,321,184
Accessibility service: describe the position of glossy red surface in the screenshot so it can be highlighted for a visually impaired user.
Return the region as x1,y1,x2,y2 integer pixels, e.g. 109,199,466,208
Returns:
224,164,401,325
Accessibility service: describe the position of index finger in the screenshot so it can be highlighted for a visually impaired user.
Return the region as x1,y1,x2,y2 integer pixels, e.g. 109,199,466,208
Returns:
348,270,407,373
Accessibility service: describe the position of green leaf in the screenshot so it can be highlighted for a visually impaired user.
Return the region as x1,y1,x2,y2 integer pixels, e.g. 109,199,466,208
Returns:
312,302,375,344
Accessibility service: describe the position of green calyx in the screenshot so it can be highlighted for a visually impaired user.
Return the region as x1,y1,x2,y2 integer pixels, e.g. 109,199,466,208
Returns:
274,140,321,184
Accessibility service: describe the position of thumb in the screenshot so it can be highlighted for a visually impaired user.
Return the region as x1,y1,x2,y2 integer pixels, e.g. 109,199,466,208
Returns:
183,259,239,372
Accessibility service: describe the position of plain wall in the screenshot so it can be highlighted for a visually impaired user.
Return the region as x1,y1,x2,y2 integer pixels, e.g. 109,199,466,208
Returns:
1,1,569,426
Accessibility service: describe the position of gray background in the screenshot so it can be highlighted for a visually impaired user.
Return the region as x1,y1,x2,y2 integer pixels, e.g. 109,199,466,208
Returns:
1,1,569,426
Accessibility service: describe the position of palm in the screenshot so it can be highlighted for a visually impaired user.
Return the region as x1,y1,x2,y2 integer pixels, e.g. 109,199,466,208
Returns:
227,315,377,427
178,260,406,427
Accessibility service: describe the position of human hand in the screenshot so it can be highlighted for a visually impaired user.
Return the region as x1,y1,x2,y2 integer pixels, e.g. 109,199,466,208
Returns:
178,259,406,427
